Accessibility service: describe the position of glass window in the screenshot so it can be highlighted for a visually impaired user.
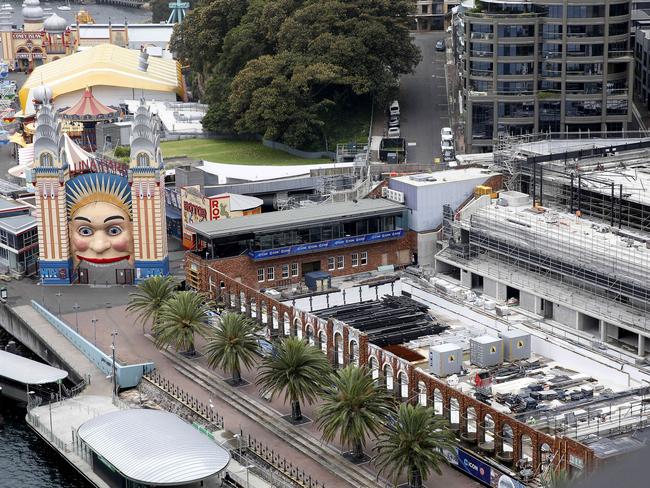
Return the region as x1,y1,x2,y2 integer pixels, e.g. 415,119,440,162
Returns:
546,5,563,18
470,61,492,77
361,251,368,265
257,268,264,282
542,24,562,40
497,81,533,93
497,62,534,75
39,152,53,167
267,267,275,281
352,253,359,267
565,100,602,117
282,264,289,279
291,262,299,277
498,25,534,38
337,256,344,269
328,257,335,271
609,3,629,16
607,99,628,115
609,22,628,36
497,44,534,57
498,102,534,118
567,24,604,38
136,152,150,167
472,102,494,139
567,5,604,17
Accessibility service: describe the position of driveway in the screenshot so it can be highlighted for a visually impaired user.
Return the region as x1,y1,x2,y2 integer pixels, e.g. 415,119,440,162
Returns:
397,31,450,163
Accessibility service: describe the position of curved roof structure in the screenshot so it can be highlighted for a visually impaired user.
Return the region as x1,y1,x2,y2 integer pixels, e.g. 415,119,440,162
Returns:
61,87,117,121
0,350,68,385
19,44,184,112
77,409,230,485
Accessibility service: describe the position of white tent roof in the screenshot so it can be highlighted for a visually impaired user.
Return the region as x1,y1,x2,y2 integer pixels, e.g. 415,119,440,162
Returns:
78,409,230,485
0,350,68,385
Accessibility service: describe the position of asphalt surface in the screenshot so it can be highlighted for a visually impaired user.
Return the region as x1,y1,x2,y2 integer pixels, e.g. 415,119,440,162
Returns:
397,31,450,164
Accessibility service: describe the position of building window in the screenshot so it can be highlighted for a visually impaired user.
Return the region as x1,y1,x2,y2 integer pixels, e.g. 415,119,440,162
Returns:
351,253,359,267
267,267,275,281
39,152,53,167
257,268,264,282
136,152,150,167
282,264,289,279
328,257,335,271
337,256,344,269
361,251,368,265
291,262,299,277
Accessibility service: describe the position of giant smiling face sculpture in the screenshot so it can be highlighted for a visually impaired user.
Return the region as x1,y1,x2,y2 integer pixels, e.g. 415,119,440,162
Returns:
66,173,134,267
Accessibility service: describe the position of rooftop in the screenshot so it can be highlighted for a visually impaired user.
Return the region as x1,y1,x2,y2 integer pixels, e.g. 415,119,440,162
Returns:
392,168,498,187
0,214,37,234
0,198,29,212
188,199,406,239
0,350,68,385
77,409,230,485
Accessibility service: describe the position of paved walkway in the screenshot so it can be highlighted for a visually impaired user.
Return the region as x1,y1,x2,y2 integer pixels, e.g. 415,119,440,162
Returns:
58,304,479,488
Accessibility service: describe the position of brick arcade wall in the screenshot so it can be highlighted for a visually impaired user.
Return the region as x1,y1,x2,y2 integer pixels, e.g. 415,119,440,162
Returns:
184,256,596,479
189,233,417,291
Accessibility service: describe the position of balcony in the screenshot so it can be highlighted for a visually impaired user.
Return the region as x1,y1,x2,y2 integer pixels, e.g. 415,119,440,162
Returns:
470,32,494,41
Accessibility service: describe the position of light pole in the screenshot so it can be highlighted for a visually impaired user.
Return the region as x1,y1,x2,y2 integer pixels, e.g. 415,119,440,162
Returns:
91,316,99,345
238,465,255,488
49,392,54,440
111,330,118,401
55,292,62,317
72,303,80,333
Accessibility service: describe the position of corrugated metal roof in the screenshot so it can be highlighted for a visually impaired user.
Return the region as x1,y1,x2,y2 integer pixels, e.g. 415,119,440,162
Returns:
188,199,406,239
0,215,36,234
0,350,68,384
77,409,230,484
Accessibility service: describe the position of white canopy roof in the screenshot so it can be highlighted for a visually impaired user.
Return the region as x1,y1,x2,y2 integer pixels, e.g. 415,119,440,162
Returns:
77,409,230,485
0,350,68,385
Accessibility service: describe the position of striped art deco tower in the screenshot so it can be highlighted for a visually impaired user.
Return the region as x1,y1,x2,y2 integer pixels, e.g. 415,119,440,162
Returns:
33,102,75,284
128,102,169,282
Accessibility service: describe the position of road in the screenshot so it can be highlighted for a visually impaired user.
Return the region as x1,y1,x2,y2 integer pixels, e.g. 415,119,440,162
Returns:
398,31,450,163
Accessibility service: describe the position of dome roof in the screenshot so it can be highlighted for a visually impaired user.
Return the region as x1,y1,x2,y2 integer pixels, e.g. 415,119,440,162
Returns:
44,13,67,33
22,0,44,22
32,85,52,104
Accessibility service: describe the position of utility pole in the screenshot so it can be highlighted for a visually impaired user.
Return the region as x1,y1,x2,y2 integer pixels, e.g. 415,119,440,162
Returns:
111,331,118,401
91,317,99,345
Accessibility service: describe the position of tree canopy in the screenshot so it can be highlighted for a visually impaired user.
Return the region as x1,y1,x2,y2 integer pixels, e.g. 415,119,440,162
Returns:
171,0,420,149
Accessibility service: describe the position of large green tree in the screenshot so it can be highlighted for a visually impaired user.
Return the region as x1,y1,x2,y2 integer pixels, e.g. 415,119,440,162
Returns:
317,365,394,460
171,0,420,149
153,291,211,355
205,312,261,385
256,336,331,422
374,403,456,488
126,275,176,334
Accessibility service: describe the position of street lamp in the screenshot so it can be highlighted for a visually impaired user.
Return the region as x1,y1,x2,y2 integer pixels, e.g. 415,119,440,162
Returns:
72,303,80,333
111,331,118,401
55,292,63,316
91,316,99,346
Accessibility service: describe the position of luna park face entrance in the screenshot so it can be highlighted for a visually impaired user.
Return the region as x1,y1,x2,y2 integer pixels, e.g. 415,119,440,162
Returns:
77,267,134,285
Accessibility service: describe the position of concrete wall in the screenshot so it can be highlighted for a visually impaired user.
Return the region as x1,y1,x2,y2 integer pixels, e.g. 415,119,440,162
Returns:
416,231,438,266
554,303,579,329
481,276,507,301
460,268,472,288
520,290,541,315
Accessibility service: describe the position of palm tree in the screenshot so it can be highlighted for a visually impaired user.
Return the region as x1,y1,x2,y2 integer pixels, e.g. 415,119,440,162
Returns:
126,275,176,334
153,290,211,355
257,336,331,422
374,403,456,488
317,365,394,460
205,312,261,385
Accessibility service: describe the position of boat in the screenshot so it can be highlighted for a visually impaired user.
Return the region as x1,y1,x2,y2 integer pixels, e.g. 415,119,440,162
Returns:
0,4,13,11
58,0,71,11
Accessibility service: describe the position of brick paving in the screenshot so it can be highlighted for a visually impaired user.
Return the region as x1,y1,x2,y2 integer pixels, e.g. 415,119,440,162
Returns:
60,304,479,488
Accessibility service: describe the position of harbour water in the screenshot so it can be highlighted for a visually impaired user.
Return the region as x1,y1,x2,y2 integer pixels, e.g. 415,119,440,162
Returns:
3,0,152,25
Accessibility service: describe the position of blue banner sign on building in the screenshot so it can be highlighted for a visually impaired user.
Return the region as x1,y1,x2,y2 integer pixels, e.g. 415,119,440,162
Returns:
443,447,527,488
248,229,405,260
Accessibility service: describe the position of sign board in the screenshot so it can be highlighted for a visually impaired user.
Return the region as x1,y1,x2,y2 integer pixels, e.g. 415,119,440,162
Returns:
444,447,527,488
209,194,230,220
249,229,404,260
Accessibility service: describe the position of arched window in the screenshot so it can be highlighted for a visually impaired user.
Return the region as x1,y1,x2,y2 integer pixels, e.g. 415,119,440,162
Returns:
306,323,314,345
369,357,379,384
418,381,427,406
318,331,327,353
349,340,358,366
433,388,443,415
383,364,394,391
136,152,150,167
398,371,408,399
39,152,53,167
334,333,343,368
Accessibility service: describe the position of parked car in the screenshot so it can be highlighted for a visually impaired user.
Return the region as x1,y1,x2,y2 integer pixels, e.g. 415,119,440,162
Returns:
441,127,453,141
256,338,277,358
435,39,446,51
387,127,401,138
388,116,400,127
206,309,220,326
389,100,400,116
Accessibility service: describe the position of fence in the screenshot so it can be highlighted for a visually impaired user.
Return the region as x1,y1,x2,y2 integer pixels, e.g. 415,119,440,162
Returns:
144,370,326,488
142,369,224,430
31,300,154,388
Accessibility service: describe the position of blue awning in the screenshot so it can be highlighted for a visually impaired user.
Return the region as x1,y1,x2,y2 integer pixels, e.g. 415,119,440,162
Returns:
166,205,181,220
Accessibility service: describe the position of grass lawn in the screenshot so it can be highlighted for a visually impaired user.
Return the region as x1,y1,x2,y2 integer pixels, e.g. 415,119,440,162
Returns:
161,139,332,165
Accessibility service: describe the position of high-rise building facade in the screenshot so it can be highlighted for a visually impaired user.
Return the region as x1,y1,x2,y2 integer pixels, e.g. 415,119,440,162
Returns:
457,0,633,152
